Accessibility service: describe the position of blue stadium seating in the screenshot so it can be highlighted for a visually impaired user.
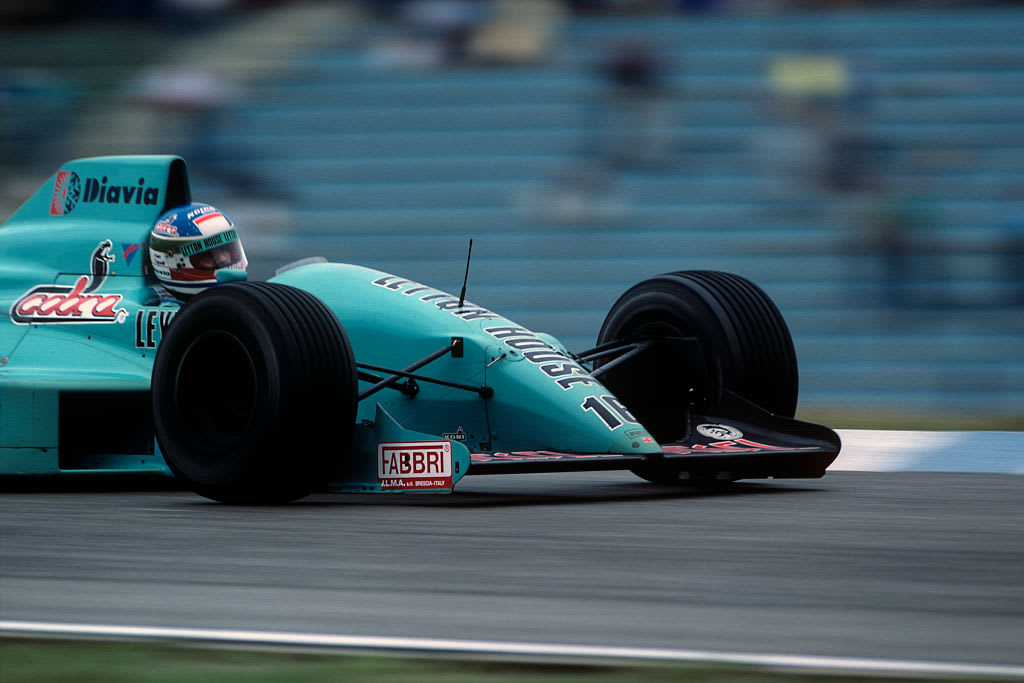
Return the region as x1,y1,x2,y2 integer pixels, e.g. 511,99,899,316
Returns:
10,9,1020,420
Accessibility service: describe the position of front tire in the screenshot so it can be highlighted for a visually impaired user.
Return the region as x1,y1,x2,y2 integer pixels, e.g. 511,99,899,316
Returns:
152,282,357,503
597,270,798,477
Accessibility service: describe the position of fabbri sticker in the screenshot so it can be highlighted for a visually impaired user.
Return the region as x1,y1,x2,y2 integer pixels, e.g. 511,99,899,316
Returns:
377,440,453,490
10,240,128,325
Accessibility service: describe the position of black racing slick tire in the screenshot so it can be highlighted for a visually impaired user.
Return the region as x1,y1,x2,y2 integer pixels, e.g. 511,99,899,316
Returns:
596,270,798,445
151,282,358,504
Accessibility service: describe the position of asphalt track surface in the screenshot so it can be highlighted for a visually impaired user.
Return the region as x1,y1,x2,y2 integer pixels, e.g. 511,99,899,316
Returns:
2,469,1023,671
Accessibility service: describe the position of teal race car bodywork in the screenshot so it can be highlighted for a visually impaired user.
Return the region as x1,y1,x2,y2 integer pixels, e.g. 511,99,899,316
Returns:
1,156,840,502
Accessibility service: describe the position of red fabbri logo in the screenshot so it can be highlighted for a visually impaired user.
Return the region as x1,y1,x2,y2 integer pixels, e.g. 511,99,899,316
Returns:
10,240,128,325
377,440,453,490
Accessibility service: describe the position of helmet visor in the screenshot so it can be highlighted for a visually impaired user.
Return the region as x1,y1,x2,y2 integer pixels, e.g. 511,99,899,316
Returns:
189,240,243,270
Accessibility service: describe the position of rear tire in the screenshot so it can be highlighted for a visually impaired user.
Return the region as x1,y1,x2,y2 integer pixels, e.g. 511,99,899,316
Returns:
152,282,357,503
597,271,798,483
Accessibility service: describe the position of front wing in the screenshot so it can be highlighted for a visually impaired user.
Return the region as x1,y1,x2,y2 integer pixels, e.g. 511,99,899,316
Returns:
467,393,841,481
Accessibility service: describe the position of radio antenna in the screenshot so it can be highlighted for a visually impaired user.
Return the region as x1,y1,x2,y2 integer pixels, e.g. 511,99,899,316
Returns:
458,239,473,308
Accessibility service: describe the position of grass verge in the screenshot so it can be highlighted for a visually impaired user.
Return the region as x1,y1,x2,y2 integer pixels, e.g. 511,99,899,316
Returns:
0,638,1007,683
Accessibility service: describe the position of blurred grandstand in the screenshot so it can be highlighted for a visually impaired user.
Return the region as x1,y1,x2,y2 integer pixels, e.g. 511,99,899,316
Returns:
2,1,1022,427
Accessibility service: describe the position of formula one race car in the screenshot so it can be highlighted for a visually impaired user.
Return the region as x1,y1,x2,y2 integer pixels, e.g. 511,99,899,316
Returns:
0,156,840,503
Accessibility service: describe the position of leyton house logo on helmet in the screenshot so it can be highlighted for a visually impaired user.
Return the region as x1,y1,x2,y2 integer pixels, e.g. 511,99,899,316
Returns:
49,171,160,216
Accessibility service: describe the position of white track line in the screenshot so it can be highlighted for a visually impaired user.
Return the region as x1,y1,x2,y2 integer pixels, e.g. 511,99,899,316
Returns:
3,620,1023,679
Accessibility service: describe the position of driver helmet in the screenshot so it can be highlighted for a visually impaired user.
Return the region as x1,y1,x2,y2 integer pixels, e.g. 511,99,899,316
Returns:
148,203,247,298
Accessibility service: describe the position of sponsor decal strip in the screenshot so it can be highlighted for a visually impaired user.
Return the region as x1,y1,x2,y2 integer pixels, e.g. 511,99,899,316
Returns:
2,621,1021,679
471,451,628,464
179,227,236,257
663,439,819,456
470,439,819,464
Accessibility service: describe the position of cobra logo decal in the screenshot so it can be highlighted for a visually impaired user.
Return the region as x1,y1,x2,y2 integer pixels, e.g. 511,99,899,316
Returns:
10,240,128,325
